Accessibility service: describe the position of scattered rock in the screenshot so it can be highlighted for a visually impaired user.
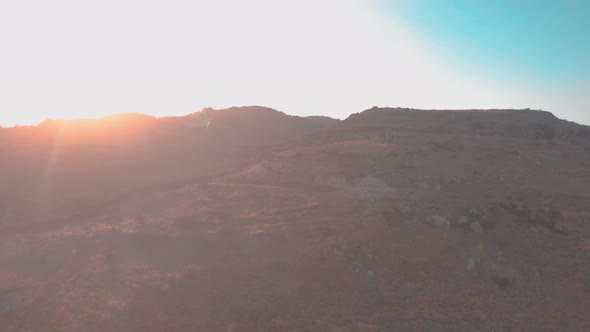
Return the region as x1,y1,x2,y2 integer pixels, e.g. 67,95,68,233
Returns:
469,209,484,221
445,176,458,184
418,182,429,189
416,175,429,189
467,244,484,273
455,216,468,225
306,202,321,209
496,251,506,263
525,207,562,233
428,215,450,230
401,207,412,216
0,288,29,315
534,269,545,299
489,263,519,288
470,221,483,233
249,229,267,240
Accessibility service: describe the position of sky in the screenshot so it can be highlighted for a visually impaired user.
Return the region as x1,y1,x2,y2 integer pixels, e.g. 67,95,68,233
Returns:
0,0,588,127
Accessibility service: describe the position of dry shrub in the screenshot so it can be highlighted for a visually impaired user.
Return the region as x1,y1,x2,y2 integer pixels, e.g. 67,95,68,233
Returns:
489,263,519,288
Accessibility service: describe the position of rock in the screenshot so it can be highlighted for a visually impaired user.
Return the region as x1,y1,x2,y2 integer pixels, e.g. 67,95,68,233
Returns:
416,176,429,189
533,269,545,299
529,226,537,235
469,209,484,221
470,221,483,233
496,251,506,263
367,270,375,281
418,182,429,189
0,288,29,315
527,207,562,233
456,216,468,225
429,215,450,229
553,223,565,233
445,176,458,184
401,207,412,216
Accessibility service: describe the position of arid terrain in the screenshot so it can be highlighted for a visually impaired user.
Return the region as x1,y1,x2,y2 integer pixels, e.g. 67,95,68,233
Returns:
1,106,590,331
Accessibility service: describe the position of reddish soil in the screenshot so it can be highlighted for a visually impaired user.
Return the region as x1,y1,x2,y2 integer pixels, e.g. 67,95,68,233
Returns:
1,107,589,331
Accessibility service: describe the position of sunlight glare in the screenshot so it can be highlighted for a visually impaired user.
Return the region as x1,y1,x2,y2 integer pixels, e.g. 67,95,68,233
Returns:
0,0,504,126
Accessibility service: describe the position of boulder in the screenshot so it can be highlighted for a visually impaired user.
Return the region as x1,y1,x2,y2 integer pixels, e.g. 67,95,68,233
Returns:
401,207,412,216
429,215,450,230
456,216,468,225
469,209,484,221
445,176,458,184
470,221,483,233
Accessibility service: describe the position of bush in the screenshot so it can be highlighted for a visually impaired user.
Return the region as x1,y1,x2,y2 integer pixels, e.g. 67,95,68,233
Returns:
577,126,590,138
534,123,555,139
489,263,519,288
527,207,562,232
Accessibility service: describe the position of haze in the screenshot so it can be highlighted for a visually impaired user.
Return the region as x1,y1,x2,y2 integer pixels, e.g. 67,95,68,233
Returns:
1,0,588,127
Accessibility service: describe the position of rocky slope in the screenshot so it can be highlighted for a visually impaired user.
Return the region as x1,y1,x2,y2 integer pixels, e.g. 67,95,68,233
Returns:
0,106,338,227
1,107,589,331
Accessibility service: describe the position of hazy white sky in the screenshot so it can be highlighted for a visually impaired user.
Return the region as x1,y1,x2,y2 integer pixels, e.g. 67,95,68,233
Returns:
0,0,586,126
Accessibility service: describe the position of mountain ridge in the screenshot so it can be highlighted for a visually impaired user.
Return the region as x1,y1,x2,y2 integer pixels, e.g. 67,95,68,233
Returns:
1,105,590,330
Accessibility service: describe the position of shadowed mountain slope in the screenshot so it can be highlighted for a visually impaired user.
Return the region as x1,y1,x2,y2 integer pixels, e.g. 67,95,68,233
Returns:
1,107,590,331
0,106,338,221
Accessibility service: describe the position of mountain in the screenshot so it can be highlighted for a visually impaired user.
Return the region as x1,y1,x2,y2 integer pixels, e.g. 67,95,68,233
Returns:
0,106,339,224
1,107,590,331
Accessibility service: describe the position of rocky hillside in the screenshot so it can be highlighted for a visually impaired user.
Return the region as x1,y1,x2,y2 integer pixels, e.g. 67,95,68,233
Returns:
1,107,590,331
0,106,338,223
